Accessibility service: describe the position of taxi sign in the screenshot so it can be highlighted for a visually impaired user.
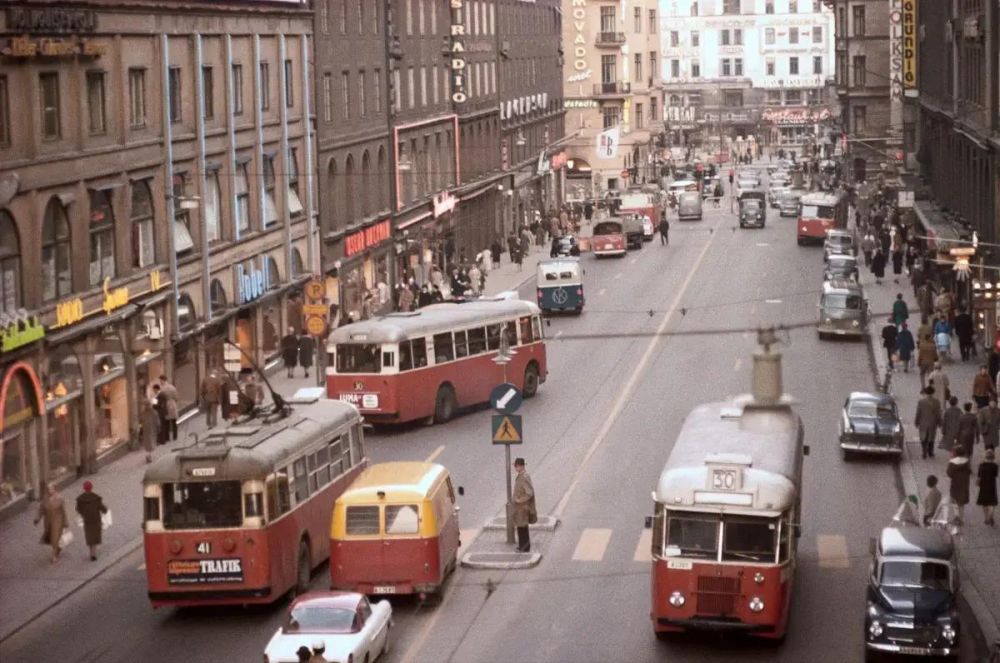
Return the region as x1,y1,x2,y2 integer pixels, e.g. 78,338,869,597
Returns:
489,382,522,415
492,414,523,445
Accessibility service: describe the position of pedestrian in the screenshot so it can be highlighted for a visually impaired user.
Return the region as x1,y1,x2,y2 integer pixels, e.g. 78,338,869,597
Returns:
262,314,278,355
954,307,975,361
520,227,532,258
158,375,178,442
200,369,221,429
892,293,909,326
905,243,918,275
923,475,942,526
306,640,329,663
511,457,536,553
861,233,875,267
973,365,996,409
298,333,316,379
658,216,670,246
940,396,962,453
75,480,108,562
871,248,887,285
891,247,904,282
398,283,415,311
946,447,972,525
976,448,998,526
281,327,299,378
244,374,264,409
512,242,523,271
295,646,312,663
490,238,502,266
152,383,168,445
917,335,938,388
468,264,482,295
881,318,898,371
957,402,979,457
34,483,68,564
895,322,915,371
927,362,950,405
979,398,1000,450
915,387,942,460
141,393,160,463
550,236,560,258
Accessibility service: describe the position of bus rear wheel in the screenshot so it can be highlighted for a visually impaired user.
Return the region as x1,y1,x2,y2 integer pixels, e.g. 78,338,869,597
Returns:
294,540,311,596
523,364,539,398
434,385,456,423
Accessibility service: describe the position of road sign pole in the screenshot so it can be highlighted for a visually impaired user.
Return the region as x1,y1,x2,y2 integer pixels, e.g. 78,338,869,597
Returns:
505,444,514,544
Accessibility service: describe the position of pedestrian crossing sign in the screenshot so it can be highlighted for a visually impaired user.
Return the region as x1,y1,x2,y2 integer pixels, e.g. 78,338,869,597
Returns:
491,414,523,445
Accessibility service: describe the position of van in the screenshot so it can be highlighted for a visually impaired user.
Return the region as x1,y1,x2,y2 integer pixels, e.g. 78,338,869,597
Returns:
330,462,461,598
818,280,869,339
677,191,703,221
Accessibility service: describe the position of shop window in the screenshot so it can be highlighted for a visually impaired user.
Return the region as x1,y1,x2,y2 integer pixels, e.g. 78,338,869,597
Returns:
46,347,83,481
88,189,116,286
210,279,228,317
177,293,197,333
287,148,304,218
0,210,21,314
204,171,221,243
235,162,251,233
172,175,195,254
130,181,155,269
93,328,128,457
1,371,37,507
263,155,279,227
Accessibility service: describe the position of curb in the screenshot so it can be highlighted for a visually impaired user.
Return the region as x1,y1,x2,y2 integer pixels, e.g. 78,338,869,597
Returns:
482,515,561,532
460,551,541,570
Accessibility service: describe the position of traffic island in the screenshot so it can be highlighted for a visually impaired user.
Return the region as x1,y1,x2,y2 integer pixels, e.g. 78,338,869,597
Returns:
461,551,541,570
482,515,560,532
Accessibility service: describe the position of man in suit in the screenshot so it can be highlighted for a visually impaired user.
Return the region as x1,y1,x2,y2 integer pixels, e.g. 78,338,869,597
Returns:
914,387,942,460
511,458,536,553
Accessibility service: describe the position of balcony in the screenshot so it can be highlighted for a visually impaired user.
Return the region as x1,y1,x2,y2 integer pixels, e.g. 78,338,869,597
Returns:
595,31,626,47
593,81,631,97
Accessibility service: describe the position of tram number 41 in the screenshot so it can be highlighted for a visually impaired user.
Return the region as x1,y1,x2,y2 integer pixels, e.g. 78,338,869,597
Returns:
196,541,212,555
712,469,738,491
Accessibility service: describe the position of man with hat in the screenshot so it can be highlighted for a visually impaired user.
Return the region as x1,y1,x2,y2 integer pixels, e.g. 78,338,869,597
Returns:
511,458,537,553
305,640,329,662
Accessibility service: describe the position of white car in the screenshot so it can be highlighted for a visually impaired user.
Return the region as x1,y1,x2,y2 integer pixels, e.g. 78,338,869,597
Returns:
641,215,655,240
264,591,391,663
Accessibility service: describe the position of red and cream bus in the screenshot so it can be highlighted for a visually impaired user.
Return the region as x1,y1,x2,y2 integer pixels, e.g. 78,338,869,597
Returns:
326,298,547,424
141,396,367,607
649,342,807,640
796,190,847,245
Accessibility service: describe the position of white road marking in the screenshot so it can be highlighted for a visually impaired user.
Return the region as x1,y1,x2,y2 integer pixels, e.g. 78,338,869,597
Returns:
137,563,146,571
572,528,612,562
817,534,851,569
634,529,653,563
425,445,445,463
765,299,783,304
598,288,607,296
555,330,564,338
614,272,623,279
630,258,638,265
733,357,743,372
756,242,770,247
553,226,721,518
458,528,479,560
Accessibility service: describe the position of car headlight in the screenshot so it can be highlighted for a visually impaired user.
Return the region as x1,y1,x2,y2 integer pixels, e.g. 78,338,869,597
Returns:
668,591,686,608
825,317,832,324
942,624,957,643
852,320,860,327
867,602,881,618
748,596,765,613
868,620,884,638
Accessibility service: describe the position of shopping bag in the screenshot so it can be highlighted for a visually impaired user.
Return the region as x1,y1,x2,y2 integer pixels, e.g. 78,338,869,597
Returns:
58,528,74,548
101,509,113,531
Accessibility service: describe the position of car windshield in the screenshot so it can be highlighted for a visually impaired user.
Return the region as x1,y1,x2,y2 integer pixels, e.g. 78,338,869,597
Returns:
822,294,863,309
742,201,762,210
336,343,381,374
594,221,623,235
286,605,357,633
162,481,243,530
828,235,853,247
665,512,718,559
848,401,895,418
880,560,951,590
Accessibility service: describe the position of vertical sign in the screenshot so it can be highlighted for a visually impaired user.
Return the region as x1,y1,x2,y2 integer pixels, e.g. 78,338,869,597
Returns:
449,0,467,103
901,0,917,95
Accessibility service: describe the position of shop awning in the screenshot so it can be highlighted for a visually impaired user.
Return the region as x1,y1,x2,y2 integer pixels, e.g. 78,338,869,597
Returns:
913,201,967,251
45,304,138,346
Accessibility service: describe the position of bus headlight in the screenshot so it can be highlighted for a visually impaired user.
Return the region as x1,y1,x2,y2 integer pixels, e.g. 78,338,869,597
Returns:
668,591,686,608
868,621,884,638
941,624,957,643
753,572,765,585
748,596,765,613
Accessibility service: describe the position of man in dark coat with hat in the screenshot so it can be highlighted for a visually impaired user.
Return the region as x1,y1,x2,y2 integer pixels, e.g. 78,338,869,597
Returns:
511,457,536,553
281,327,299,378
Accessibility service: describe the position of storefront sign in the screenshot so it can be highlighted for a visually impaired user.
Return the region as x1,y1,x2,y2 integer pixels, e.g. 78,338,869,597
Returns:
344,219,392,258
569,0,588,71
500,139,509,170
101,278,129,315
305,279,325,301
54,298,85,328
0,315,45,353
167,558,244,585
5,7,98,33
760,75,825,89
901,0,917,93
450,0,467,103
149,269,164,293
567,69,592,83
235,260,271,305
761,107,831,124
550,152,568,170
596,127,620,159
433,191,457,217
889,0,903,101
1,36,107,58
564,99,598,109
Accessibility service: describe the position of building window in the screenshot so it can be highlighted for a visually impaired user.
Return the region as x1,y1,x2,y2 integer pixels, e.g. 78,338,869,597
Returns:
599,6,615,32
131,181,155,268
813,26,822,42
284,59,294,108
357,0,364,33
408,67,415,108
323,73,333,122
0,211,20,314
601,55,616,83
765,1,774,13
671,60,680,78
39,72,61,139
635,103,643,129
204,171,221,243
0,75,8,146
406,0,413,34
813,56,823,75
767,89,782,105
852,5,865,37
86,71,106,135
42,199,71,300
235,163,251,233
374,69,382,112
128,68,146,128
691,60,701,77
837,53,848,85
691,1,698,16
168,67,182,123
202,66,214,120
789,57,799,75
814,0,821,11
342,71,351,119
723,0,740,14
650,96,658,121
785,89,802,105
650,52,657,78
765,28,775,45
852,55,866,86
649,9,656,34
634,54,643,82
340,0,347,33
232,64,244,115
633,7,641,33
853,106,866,135
789,27,798,44
602,105,620,128
263,156,279,227
88,189,116,286
724,90,743,107
691,31,699,47
320,0,329,33
734,58,743,76
766,59,775,76
287,148,304,218
670,31,679,47
419,66,426,106
789,0,798,12
259,62,270,111
359,70,368,116
721,59,732,77
172,174,195,253
721,30,730,46
734,29,743,45
393,69,401,112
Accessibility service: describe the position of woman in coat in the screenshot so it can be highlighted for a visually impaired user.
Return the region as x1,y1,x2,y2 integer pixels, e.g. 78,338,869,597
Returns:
34,483,68,563
895,322,915,371
871,249,887,285
75,481,108,561
977,448,998,526
917,335,939,386
947,447,973,525
281,328,299,378
298,334,315,378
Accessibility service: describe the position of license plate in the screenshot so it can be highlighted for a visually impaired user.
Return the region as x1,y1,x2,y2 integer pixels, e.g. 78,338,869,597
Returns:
896,646,929,655
372,585,395,594
604,244,612,249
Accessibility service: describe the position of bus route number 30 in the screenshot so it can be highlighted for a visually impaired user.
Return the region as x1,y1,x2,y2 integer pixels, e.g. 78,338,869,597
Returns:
711,468,739,491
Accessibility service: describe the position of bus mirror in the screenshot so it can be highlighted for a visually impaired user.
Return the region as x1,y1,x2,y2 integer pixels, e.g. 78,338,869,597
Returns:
457,486,465,497
644,516,653,529
803,445,810,456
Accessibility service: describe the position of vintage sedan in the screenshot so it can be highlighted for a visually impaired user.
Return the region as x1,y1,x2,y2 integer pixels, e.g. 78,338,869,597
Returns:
839,392,904,460
824,254,860,283
264,591,391,663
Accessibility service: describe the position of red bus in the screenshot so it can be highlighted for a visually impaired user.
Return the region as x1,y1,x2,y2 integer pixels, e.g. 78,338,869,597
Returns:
649,341,806,640
796,190,847,245
141,396,367,607
326,298,547,424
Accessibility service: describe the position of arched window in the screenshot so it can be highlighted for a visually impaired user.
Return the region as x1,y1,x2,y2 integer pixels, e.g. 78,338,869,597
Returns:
291,248,305,277
376,147,387,212
177,293,197,332
209,279,227,317
0,210,21,314
130,181,155,269
326,157,339,231
361,150,372,217
344,153,355,224
669,94,681,107
42,198,72,301
88,189,116,285
266,256,281,289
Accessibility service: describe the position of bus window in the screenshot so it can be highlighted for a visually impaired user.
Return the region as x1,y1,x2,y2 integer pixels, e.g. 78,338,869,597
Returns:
505,321,519,347
144,495,160,522
468,327,487,354
162,481,243,529
330,435,347,475
532,316,542,340
293,458,309,504
486,324,502,350
266,471,291,519
651,502,665,557
519,316,534,344
722,515,778,563
666,512,719,559
345,505,380,535
454,330,469,358
349,424,365,465
399,342,413,371
778,515,790,563
433,332,455,363
385,504,420,535
382,350,395,369
244,492,263,518
336,344,381,374
411,338,428,367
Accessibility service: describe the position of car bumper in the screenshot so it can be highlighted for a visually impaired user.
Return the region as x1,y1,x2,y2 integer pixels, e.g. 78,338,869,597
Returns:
839,439,903,454
817,325,865,337
865,642,956,656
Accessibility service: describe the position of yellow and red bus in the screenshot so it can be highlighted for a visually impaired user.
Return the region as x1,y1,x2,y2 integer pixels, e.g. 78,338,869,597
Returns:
796,190,847,245
326,299,547,424
141,397,366,607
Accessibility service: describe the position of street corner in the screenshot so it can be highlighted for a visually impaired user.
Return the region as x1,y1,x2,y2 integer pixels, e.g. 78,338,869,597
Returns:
482,514,560,532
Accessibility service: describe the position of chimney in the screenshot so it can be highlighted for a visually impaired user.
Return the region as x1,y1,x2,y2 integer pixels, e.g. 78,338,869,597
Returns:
751,328,783,406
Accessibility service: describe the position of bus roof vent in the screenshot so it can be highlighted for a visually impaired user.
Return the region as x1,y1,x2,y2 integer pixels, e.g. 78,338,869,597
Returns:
750,328,784,408
705,452,753,467
288,387,325,404
233,421,291,450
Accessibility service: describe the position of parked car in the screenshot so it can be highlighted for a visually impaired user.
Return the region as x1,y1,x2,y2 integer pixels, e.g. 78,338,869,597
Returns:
839,392,904,460
824,229,857,261
263,591,392,663
779,189,804,217
824,255,860,282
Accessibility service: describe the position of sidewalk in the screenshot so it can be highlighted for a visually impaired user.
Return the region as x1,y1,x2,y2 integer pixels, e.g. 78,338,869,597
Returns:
0,254,541,643
863,270,1000,645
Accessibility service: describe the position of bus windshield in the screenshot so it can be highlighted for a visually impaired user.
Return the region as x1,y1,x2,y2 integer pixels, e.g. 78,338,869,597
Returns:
722,515,778,562
801,204,835,218
665,513,718,559
336,344,381,374
162,481,243,530
593,221,623,235
665,511,780,562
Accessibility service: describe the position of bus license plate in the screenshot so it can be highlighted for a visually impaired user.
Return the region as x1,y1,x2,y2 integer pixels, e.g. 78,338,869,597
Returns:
373,585,395,594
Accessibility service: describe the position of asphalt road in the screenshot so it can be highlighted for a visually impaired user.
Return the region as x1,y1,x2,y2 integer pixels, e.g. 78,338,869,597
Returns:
0,180,986,663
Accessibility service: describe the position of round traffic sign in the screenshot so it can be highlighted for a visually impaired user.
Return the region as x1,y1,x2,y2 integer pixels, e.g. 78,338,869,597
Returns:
490,382,523,415
305,279,325,301
305,315,327,337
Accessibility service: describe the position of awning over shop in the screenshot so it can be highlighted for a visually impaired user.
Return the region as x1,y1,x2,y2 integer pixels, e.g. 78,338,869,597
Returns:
912,201,967,252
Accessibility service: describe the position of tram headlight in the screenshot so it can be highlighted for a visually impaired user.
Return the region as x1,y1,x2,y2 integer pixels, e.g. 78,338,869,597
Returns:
753,572,765,585
868,620,884,638
668,591,686,608
748,596,765,613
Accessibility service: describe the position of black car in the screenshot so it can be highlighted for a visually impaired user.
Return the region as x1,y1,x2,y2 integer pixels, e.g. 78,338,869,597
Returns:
839,392,904,460
824,255,859,283
865,523,959,660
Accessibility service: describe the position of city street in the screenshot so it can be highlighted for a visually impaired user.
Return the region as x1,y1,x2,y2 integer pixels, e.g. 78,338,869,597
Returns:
1,177,986,662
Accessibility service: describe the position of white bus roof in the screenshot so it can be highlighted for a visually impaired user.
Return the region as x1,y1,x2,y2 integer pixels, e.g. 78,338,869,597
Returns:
800,191,843,205
328,299,541,345
655,399,804,515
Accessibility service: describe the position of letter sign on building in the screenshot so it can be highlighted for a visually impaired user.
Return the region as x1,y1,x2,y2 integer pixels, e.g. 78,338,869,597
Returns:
901,0,917,93
450,0,467,103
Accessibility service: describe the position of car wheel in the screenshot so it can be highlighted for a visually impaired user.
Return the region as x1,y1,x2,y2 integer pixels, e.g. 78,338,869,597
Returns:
434,385,457,424
294,540,311,597
523,364,540,398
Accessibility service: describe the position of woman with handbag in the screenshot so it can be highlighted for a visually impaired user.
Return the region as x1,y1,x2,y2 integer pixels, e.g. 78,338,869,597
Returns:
34,483,68,564
76,480,109,561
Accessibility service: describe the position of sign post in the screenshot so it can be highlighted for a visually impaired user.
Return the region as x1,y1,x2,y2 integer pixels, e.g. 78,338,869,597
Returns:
304,278,327,387
492,332,519,544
